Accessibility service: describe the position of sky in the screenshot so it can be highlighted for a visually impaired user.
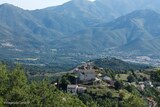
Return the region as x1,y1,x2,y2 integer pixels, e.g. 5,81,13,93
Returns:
0,0,95,10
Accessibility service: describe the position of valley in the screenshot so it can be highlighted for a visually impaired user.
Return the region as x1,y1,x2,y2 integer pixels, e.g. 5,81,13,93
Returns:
1,0,160,106
1,0,160,69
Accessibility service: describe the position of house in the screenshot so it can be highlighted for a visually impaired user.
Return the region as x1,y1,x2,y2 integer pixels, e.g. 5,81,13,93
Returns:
138,82,145,91
67,85,78,94
75,70,96,82
108,80,115,87
97,73,102,77
54,82,58,85
138,82,144,84
145,81,153,87
100,68,104,70
77,86,87,93
138,84,145,91
156,86,160,90
85,63,92,70
103,76,115,87
147,97,157,107
67,85,87,94
95,77,101,82
93,77,102,85
103,76,111,81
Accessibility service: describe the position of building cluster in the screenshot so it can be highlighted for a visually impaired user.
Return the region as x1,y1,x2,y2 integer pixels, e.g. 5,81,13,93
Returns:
67,62,116,94
138,81,153,91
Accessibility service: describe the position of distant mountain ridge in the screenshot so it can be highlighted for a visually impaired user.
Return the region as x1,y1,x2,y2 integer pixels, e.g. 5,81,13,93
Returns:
0,0,160,66
54,9,160,55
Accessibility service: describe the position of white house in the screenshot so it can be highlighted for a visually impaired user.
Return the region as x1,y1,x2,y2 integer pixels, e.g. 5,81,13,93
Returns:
145,81,153,87
138,84,145,91
138,82,145,91
67,85,78,94
67,85,87,94
75,70,96,82
97,73,102,77
77,87,87,93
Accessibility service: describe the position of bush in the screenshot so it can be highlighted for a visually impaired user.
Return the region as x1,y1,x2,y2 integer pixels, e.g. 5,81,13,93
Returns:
127,75,135,83
114,81,123,90
106,91,112,98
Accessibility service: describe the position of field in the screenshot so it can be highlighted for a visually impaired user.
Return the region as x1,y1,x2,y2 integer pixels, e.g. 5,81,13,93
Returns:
115,74,129,81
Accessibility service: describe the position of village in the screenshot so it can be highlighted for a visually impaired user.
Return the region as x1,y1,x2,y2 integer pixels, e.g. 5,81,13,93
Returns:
56,62,160,107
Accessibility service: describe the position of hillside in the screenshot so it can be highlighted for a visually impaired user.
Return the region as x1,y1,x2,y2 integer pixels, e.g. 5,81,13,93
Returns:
68,10,160,55
55,10,160,56
1,63,159,107
92,57,150,71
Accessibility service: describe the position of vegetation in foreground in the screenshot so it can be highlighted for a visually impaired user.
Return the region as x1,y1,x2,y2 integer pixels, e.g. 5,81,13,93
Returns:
0,63,86,107
0,63,160,107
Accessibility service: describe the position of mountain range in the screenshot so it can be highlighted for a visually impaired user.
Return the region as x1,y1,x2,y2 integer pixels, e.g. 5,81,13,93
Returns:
0,0,160,67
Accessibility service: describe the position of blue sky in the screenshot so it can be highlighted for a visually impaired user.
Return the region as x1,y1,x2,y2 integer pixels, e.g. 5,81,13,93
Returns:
0,0,95,10
0,0,71,10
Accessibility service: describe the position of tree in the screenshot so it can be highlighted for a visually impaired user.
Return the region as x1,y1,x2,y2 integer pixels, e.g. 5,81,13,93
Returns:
0,64,87,107
97,98,118,107
122,94,146,107
143,77,148,81
29,80,49,107
86,101,98,107
151,70,160,81
105,69,116,79
78,93,93,104
106,91,112,98
9,65,28,87
157,69,160,75
0,97,4,107
0,64,9,96
5,65,29,107
127,75,135,83
114,81,123,90
29,80,86,107
125,85,134,93
119,91,125,100
59,77,71,91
